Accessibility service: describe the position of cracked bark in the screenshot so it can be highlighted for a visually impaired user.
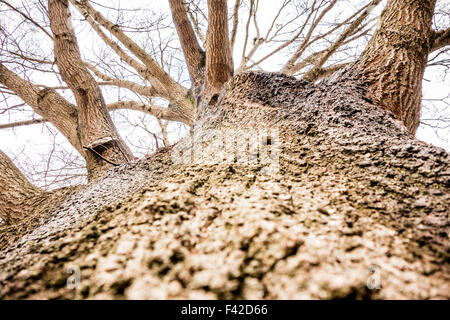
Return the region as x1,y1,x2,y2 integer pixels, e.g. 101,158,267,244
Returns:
0,0,448,299
205,0,233,100
356,0,436,134
0,71,448,299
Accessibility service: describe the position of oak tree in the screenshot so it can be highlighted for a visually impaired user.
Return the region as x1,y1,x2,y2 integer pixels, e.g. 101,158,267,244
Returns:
0,0,449,299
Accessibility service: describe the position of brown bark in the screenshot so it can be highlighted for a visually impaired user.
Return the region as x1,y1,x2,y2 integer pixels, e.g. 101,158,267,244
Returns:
0,71,449,299
168,0,205,84
357,0,436,134
205,0,233,99
49,0,133,180
0,150,43,225
431,28,450,52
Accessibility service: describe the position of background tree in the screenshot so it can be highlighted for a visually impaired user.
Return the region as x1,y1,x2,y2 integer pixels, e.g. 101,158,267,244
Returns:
0,0,449,299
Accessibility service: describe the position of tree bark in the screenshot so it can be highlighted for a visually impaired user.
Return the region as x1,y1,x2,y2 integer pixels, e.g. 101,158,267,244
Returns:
0,150,44,225
168,0,205,84
356,0,436,134
0,0,448,300
49,0,133,180
205,0,233,100
0,71,448,299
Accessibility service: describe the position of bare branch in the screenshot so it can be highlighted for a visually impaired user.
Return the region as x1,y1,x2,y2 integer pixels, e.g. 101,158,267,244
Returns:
108,101,192,125
302,0,382,81
0,118,46,129
49,0,133,179
0,62,83,155
84,62,156,97
0,0,53,39
230,0,241,52
281,0,338,73
71,0,189,104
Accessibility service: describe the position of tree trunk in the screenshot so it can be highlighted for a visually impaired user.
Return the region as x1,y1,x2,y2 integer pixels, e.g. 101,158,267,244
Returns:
0,71,448,299
49,0,133,180
0,151,44,225
205,0,233,100
356,0,436,134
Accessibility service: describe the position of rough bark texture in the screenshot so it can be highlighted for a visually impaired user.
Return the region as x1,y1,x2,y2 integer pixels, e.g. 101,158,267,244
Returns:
49,0,133,180
205,0,233,100
357,0,436,134
0,71,448,299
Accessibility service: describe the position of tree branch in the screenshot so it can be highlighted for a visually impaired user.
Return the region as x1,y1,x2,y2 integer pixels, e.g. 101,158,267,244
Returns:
0,0,53,39
230,0,241,52
356,0,437,134
431,28,450,52
302,0,381,82
71,0,190,108
49,0,133,179
205,0,233,98
0,149,44,225
84,62,156,97
168,0,205,83
0,118,46,129
107,101,193,125
0,63,83,155
0,101,192,129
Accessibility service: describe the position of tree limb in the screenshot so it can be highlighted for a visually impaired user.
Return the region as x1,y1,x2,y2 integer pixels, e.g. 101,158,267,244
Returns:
107,101,193,125
49,0,133,179
205,0,233,98
0,149,44,225
230,0,241,52
71,0,190,108
0,118,46,129
0,62,83,155
303,0,382,82
168,0,205,83
84,62,156,97
431,28,450,52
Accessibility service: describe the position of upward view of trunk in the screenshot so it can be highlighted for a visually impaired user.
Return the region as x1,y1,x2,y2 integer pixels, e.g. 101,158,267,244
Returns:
0,70,448,299
0,0,448,300
356,0,436,134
